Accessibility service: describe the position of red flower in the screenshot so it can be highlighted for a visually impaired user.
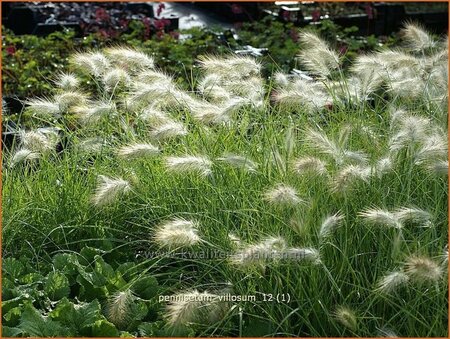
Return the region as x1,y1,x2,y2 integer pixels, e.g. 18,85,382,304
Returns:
170,31,180,40
231,4,243,14
157,3,166,17
365,3,374,20
311,9,321,22
95,8,110,22
290,28,299,42
143,17,151,39
6,45,16,56
154,18,170,31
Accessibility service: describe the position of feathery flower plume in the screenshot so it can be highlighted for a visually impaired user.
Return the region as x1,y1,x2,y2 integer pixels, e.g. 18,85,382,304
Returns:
401,22,436,52
282,247,321,264
10,149,40,168
91,175,131,207
55,92,88,111
272,82,331,112
76,137,106,154
331,165,371,193
20,130,57,153
150,120,188,141
425,159,448,176
102,68,131,90
139,107,171,124
153,218,201,249
104,47,154,70
263,184,304,206
217,154,258,172
165,155,212,177
127,82,183,109
320,212,344,238
292,156,327,176
333,306,357,331
230,236,287,267
117,143,159,160
228,233,242,247
298,32,340,78
189,102,230,125
414,132,447,165
136,70,174,85
54,73,79,90
404,255,442,283
75,102,117,125
165,290,230,328
359,208,402,229
376,271,409,293
440,246,448,266
26,98,61,117
377,50,421,69
105,290,135,329
377,327,399,338
393,207,432,227
304,128,365,165
71,52,110,77
198,55,260,79
389,115,431,152
373,157,393,177
273,72,290,87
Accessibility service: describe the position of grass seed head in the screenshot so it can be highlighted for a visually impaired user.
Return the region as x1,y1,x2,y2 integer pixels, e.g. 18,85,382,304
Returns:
106,290,135,329
359,208,402,229
26,98,61,117
117,143,160,160
217,154,258,172
376,271,409,293
263,184,304,207
91,175,131,207
104,47,154,70
20,130,57,154
404,255,442,283
153,218,201,249
292,156,327,176
298,31,340,78
401,22,436,52
54,73,79,90
10,149,40,168
320,212,344,238
165,290,229,329
334,305,357,331
150,120,188,141
71,52,110,77
165,155,212,177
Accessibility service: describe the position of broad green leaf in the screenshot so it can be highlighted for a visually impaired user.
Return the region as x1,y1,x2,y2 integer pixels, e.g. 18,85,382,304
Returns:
44,271,70,301
91,319,120,337
131,276,158,300
53,253,80,277
2,325,23,337
79,246,106,267
2,257,25,280
2,277,17,301
49,297,102,335
19,272,44,285
76,274,108,301
18,303,71,337
3,306,22,327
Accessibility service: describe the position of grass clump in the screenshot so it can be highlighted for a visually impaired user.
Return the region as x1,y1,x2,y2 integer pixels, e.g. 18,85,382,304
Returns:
2,23,448,337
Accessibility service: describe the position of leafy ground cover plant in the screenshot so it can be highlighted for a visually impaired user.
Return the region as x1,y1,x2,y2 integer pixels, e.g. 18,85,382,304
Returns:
2,17,396,100
2,23,448,337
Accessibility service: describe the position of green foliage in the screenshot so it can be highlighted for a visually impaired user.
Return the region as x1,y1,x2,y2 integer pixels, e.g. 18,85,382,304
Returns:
44,271,70,300
2,18,396,101
1,250,162,337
